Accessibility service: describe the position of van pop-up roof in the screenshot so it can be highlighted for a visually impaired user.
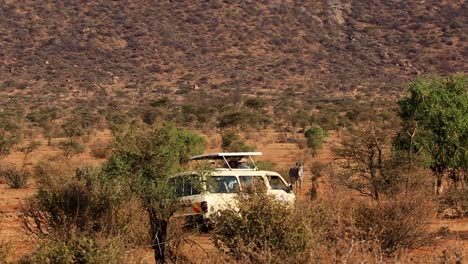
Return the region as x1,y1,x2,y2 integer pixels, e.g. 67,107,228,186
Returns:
190,152,262,170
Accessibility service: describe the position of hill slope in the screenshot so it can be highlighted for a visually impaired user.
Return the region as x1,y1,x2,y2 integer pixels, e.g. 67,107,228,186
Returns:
0,0,466,107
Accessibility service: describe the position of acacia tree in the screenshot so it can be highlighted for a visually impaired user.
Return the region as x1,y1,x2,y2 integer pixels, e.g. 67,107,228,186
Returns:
334,122,395,201
395,73,467,194
105,123,205,263
0,117,21,160
57,119,85,159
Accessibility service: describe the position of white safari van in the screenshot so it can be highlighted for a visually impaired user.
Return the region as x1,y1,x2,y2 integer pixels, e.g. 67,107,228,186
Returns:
169,152,295,225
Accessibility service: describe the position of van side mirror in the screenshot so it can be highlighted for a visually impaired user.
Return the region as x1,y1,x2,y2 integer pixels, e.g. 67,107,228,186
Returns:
287,183,293,193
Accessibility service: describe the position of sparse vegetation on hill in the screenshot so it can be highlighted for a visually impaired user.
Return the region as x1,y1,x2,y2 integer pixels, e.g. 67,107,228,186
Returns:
0,0,466,135
1,0,465,93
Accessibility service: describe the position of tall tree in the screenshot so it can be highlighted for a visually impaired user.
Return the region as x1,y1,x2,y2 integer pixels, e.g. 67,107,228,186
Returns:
105,123,205,263
395,73,467,194
304,125,326,156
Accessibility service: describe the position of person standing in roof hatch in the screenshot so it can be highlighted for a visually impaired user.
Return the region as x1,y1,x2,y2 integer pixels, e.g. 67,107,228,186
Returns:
238,158,251,169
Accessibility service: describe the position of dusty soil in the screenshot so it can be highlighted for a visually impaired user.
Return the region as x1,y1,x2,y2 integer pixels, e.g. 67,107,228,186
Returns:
0,129,467,262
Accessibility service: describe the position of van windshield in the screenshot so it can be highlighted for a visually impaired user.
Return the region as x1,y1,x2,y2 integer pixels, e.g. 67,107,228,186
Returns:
207,176,239,193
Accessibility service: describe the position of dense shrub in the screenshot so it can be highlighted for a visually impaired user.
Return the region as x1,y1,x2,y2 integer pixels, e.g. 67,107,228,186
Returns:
211,192,311,263
20,167,134,241
305,191,434,261
150,98,170,108
141,108,158,125
1,167,30,189
244,98,267,110
221,131,255,152
218,111,271,128
353,197,432,255
291,110,313,128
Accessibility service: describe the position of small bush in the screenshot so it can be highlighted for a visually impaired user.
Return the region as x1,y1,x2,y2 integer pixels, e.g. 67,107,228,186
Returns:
435,226,451,237
353,197,432,255
244,98,267,110
438,188,468,218
2,167,30,189
57,140,85,159
18,235,126,264
211,192,311,263
33,157,75,187
89,140,111,159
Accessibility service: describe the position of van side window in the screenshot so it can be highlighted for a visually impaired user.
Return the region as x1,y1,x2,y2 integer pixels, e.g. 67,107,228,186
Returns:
267,175,289,191
169,175,201,197
207,176,239,193
239,176,265,191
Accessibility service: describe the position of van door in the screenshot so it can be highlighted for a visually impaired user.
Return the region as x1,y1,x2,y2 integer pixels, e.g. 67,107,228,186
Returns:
239,175,267,192
266,175,295,203
205,175,239,215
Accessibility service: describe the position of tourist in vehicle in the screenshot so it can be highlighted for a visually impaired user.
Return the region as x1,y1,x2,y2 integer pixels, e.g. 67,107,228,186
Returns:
237,158,250,169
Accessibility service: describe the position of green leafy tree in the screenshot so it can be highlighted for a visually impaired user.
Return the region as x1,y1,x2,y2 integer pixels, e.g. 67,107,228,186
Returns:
104,124,204,263
395,73,467,194
304,125,327,156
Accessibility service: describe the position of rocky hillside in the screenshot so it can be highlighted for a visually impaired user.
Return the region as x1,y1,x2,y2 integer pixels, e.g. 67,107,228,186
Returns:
0,0,466,105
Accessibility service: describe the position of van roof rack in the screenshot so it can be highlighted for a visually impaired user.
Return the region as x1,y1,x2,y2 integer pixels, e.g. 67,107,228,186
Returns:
190,152,263,160
190,152,262,170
